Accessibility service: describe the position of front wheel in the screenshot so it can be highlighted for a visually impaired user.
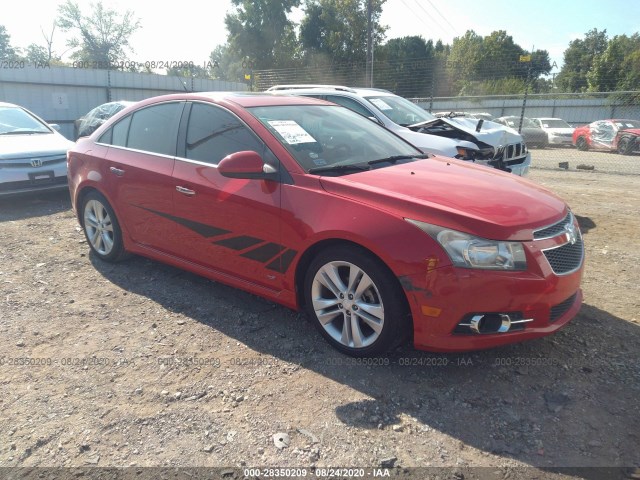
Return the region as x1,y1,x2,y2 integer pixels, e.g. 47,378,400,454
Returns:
81,191,127,262
576,137,588,151
304,246,409,356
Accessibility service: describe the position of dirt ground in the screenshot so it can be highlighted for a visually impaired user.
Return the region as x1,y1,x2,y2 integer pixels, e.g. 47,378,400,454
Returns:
0,168,639,480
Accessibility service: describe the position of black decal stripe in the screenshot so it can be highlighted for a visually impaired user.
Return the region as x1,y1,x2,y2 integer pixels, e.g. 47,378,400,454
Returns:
240,242,286,262
266,249,298,273
214,235,264,250
135,205,230,238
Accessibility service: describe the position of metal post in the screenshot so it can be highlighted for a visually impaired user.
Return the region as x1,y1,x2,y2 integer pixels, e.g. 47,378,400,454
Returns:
366,0,372,87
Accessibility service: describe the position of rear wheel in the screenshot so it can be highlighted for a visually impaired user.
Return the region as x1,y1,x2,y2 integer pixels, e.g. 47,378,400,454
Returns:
81,191,127,262
617,136,634,155
304,246,409,356
576,137,588,151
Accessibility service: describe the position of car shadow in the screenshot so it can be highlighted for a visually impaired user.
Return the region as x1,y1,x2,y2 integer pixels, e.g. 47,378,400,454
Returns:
0,190,71,222
91,253,639,476
575,215,596,235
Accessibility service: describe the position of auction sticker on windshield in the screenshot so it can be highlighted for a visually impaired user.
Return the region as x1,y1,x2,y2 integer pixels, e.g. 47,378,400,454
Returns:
268,120,316,144
369,98,393,111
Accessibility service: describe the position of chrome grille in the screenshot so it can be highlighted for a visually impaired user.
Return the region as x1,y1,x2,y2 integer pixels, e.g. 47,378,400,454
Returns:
534,212,572,239
502,142,527,161
543,236,584,275
0,155,66,169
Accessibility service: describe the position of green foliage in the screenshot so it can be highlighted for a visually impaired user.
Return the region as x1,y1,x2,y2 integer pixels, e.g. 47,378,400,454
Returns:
556,29,608,92
300,0,386,65
445,30,551,96
0,25,18,61
56,0,141,66
374,36,434,97
588,34,640,92
225,0,301,70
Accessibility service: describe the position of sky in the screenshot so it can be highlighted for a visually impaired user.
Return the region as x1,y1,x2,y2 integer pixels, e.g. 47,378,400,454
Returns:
2,0,639,75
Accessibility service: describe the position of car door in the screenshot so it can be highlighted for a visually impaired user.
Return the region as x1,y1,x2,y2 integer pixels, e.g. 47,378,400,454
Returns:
170,101,287,290
101,101,185,253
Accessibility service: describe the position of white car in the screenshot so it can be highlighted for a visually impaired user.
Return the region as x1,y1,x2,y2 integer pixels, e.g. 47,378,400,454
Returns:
532,117,575,146
0,102,74,196
268,85,531,176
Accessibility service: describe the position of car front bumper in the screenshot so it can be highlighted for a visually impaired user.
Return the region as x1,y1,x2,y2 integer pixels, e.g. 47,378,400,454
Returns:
0,156,68,196
401,262,583,352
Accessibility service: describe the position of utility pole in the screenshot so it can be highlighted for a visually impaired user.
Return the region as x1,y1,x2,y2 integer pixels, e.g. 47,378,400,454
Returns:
366,0,373,87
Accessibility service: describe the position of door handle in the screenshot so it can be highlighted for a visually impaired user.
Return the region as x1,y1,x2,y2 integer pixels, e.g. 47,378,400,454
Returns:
109,166,125,176
176,186,196,196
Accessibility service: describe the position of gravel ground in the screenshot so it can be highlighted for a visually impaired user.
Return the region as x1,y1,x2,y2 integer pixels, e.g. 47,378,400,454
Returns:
0,169,639,480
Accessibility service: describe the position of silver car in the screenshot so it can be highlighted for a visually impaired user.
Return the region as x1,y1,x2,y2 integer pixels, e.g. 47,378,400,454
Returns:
0,102,74,196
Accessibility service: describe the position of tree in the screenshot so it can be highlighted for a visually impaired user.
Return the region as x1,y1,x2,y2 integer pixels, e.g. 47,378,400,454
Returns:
225,0,301,70
446,30,551,95
375,36,434,97
556,29,608,92
56,0,141,66
587,34,640,92
0,25,18,61
300,0,387,66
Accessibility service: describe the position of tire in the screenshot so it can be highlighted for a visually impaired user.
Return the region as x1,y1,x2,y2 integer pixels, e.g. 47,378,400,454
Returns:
576,137,588,151
617,136,634,155
303,245,409,356
81,191,127,262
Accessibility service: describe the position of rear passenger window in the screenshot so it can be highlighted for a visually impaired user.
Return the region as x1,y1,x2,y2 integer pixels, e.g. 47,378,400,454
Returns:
112,115,131,147
127,102,183,156
184,103,263,165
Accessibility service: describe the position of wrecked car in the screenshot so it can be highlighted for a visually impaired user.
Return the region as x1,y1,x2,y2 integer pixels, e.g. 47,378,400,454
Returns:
268,85,531,176
572,119,640,155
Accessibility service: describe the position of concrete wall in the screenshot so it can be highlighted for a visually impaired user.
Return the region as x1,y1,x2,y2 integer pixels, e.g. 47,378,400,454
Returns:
0,66,247,140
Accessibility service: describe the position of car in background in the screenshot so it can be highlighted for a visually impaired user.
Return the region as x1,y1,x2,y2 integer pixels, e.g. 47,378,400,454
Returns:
531,117,575,146
0,102,74,196
68,92,583,356
494,116,548,148
572,119,640,155
74,101,135,140
268,85,530,176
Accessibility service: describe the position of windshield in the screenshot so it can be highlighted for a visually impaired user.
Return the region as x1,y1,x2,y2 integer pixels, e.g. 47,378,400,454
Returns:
0,106,51,135
501,117,537,129
364,95,435,126
248,104,421,174
539,119,572,128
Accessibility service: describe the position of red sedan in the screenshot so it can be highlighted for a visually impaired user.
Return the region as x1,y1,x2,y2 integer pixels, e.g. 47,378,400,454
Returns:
67,93,584,356
573,118,640,154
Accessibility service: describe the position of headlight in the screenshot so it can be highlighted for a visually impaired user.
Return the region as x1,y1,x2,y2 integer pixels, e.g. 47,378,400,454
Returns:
455,146,479,160
406,219,527,270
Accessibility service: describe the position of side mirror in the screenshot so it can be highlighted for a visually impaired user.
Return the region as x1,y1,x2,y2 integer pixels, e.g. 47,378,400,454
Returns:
49,123,61,131
218,151,278,180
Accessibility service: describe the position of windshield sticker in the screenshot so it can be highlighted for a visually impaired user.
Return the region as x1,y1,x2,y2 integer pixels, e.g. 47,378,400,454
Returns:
268,120,317,144
369,98,393,111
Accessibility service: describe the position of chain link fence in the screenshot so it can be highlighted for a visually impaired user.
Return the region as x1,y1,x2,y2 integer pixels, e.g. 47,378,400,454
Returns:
254,60,640,175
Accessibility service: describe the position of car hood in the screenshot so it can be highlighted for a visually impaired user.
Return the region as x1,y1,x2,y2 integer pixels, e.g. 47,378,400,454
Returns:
391,127,476,157
0,133,73,159
409,117,524,148
319,157,566,241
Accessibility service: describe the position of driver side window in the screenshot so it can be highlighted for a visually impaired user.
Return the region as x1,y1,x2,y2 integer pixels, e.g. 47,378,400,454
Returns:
184,103,264,165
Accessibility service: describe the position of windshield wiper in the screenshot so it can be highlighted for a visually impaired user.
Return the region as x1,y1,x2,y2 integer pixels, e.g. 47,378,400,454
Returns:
308,163,370,175
0,130,49,135
368,153,429,166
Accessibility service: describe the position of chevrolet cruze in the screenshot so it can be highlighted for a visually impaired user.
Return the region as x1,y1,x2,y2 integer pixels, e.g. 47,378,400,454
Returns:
67,93,584,356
